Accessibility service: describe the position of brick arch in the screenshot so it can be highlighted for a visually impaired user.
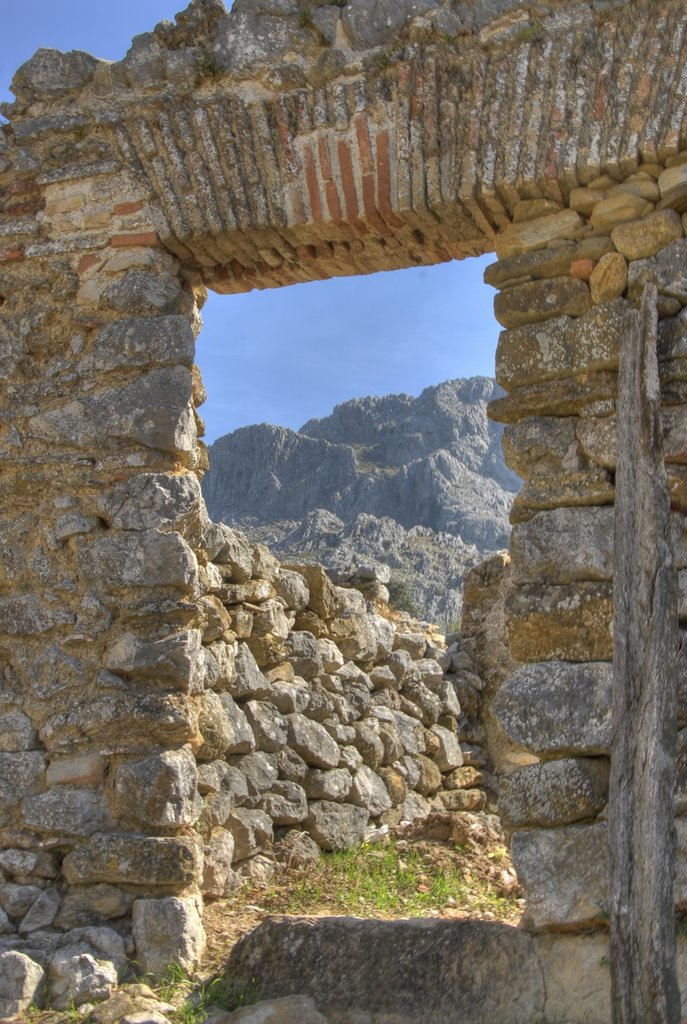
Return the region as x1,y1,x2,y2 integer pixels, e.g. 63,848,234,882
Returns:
1,0,687,996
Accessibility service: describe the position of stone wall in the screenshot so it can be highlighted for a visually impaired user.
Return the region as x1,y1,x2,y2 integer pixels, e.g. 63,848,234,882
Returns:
486,164,687,930
2,0,687,1010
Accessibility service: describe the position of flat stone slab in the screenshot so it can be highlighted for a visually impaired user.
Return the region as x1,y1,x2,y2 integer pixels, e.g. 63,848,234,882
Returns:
223,917,544,1024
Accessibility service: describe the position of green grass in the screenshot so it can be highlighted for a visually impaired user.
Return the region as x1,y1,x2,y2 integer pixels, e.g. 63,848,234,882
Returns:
258,839,518,919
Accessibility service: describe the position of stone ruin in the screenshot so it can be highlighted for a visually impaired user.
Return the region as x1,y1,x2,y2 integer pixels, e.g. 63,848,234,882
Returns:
2,0,687,1017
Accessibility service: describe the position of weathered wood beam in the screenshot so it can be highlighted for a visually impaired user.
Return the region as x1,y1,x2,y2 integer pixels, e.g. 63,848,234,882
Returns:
609,281,680,1024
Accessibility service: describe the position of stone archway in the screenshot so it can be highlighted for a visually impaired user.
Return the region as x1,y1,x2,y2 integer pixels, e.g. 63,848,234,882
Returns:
1,0,687,1010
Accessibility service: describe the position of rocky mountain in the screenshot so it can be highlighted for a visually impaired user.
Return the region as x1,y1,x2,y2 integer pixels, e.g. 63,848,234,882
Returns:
202,377,519,628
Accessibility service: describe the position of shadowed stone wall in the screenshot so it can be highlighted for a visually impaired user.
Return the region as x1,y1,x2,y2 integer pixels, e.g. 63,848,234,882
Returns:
1,0,687,1008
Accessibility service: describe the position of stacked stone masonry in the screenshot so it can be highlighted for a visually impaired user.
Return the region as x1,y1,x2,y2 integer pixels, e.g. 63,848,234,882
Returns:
2,0,687,1012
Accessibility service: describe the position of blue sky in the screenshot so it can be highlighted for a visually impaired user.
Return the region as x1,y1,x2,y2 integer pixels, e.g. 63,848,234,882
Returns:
2,1,500,442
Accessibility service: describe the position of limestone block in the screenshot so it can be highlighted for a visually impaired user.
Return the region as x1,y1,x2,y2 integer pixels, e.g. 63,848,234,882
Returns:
494,277,591,329
494,209,584,260
54,885,134,930
484,236,612,288
589,251,627,303
659,162,687,196
48,948,118,1010
403,681,441,725
208,524,253,582
303,768,351,803
230,752,279,802
610,208,683,260
328,614,377,662
285,631,323,679
433,789,486,812
0,951,45,1018
502,416,582,479
411,754,443,796
285,564,338,620
535,932,612,1023
370,614,395,661
223,916,543,1023
576,416,616,469
23,788,110,837
394,631,426,658
589,192,654,230
269,680,310,715
496,299,635,390
499,757,609,829
262,780,308,825
97,472,204,535
230,643,274,700
0,884,42,919
489,371,618,423
226,808,274,862
243,701,288,752
512,822,609,929
104,629,204,692
389,710,426,756
62,835,201,887
318,638,344,673
509,468,614,523
12,47,98,99
0,752,44,820
506,582,613,662
114,747,200,828
202,828,239,898
386,648,418,683
29,367,196,455
18,887,61,934
349,766,393,817
77,530,198,593
81,315,194,373
492,661,612,757
627,238,687,305
352,722,384,768
132,895,205,980
429,724,463,771
304,801,368,851
39,691,197,754
0,849,56,880
228,994,330,1024
198,691,255,762
0,595,73,637
47,753,105,787
102,270,183,317
286,713,340,769
272,570,309,612
510,507,614,584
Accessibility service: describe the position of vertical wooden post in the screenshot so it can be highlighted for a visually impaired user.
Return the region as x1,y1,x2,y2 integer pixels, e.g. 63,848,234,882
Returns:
609,282,681,1023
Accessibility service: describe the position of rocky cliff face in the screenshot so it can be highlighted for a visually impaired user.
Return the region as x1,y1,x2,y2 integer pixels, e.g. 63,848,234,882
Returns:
203,378,519,628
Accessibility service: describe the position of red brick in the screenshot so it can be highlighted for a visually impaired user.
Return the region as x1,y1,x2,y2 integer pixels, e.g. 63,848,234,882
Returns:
375,131,404,228
337,140,359,221
304,145,323,223
324,181,343,223
78,253,100,275
110,232,161,248
571,258,596,281
112,200,145,215
0,248,24,263
354,116,374,176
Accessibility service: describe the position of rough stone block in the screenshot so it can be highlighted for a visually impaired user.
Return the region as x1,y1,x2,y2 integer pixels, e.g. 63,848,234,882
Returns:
202,828,239,898
628,238,687,305
589,251,628,303
304,801,368,851
97,472,204,534
226,808,274,862
114,747,200,827
132,895,205,980
506,582,613,662
428,724,463,771
104,629,204,692
610,208,683,260
28,367,196,455
349,765,393,817
22,788,110,837
223,917,543,1023
243,701,288,752
46,753,105,787
509,507,614,584
82,315,195,372
0,752,45,817
197,691,255,761
77,530,198,593
49,948,118,1010
286,713,340,769
492,661,612,757
499,757,610,829
589,192,654,229
261,781,308,825
0,950,45,1018
495,299,636,390
512,822,609,929
502,416,582,479
494,209,584,259
62,834,202,886
494,277,591,329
